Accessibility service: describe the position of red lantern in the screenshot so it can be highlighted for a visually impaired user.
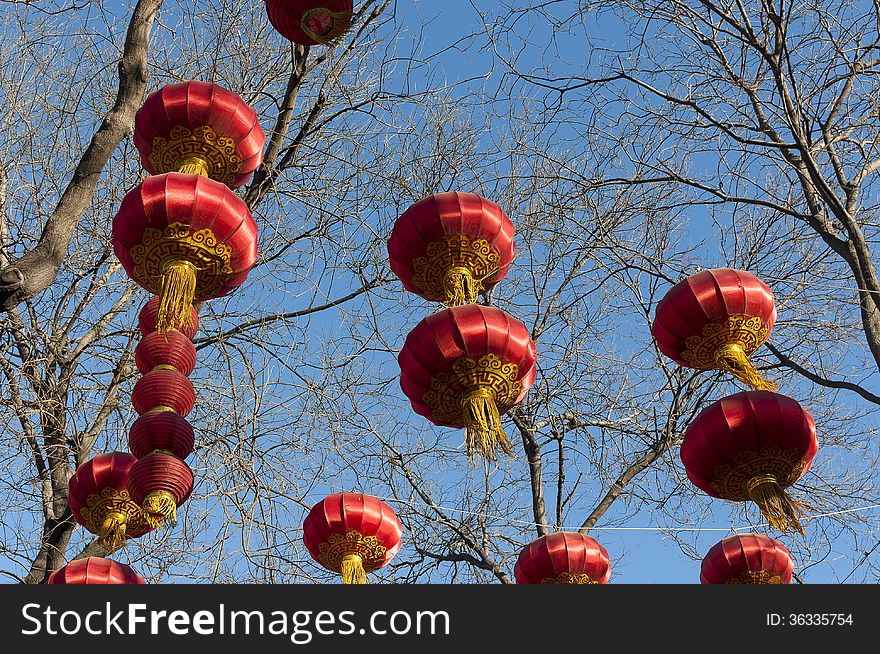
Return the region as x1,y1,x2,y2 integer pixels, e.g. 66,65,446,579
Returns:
47,557,146,585
131,369,196,417
67,452,156,551
127,453,194,525
128,411,195,460
514,532,611,584
264,0,354,46
681,390,819,535
139,295,199,339
398,304,537,461
113,172,258,333
135,330,197,376
651,268,777,391
700,534,794,584
388,192,516,306
134,80,265,188
302,492,402,584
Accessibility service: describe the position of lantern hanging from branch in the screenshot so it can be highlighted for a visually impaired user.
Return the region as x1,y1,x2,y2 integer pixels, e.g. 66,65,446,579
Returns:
398,304,537,462
388,191,516,307
514,532,611,584
47,557,146,585
113,172,258,333
135,330,197,377
130,367,196,417
700,533,794,584
128,411,195,461
67,452,156,552
651,268,777,391
127,453,194,526
139,295,199,339
264,0,354,46
302,492,403,584
134,80,265,188
681,390,819,535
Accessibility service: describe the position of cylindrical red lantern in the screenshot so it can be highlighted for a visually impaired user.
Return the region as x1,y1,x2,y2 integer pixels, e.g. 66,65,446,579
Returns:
128,411,195,460
388,192,516,307
139,295,199,339
264,1,354,46
302,492,403,584
47,557,146,585
398,305,537,461
700,534,794,584
127,453,194,525
114,173,258,333
67,452,156,551
131,368,196,417
134,80,265,188
514,532,611,584
135,330,197,376
651,268,777,391
681,390,819,535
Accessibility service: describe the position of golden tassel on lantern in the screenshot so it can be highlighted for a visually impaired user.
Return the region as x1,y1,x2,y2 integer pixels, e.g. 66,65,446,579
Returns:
98,512,128,553
340,554,369,585
442,267,483,307
460,387,513,462
716,343,777,392
143,490,179,527
157,260,198,334
747,474,806,536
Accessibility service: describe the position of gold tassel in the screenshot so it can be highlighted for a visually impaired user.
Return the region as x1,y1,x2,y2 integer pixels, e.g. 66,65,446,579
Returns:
442,267,482,306
176,155,210,177
143,490,178,526
747,474,806,536
715,342,777,391
157,259,197,334
340,554,368,585
460,387,513,462
98,512,128,552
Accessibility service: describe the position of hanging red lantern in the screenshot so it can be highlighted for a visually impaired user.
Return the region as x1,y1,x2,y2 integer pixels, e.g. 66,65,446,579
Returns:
700,534,794,584
113,172,258,333
134,80,265,188
651,268,777,390
139,295,199,339
264,0,354,46
302,492,403,584
135,330,197,376
47,557,146,585
388,192,516,307
131,368,196,417
127,453,194,525
398,304,537,461
514,532,611,584
681,390,818,535
128,411,195,460
67,452,156,552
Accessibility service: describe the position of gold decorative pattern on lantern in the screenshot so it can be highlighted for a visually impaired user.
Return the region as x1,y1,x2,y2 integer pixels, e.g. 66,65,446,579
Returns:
301,7,353,44
130,223,233,299
725,570,783,584
316,530,388,573
540,572,598,584
78,487,155,547
422,354,521,426
411,235,500,305
150,125,241,186
681,315,769,369
709,447,807,502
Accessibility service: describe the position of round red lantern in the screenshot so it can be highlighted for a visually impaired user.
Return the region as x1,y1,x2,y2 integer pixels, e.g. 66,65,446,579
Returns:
681,390,819,535
398,304,537,461
127,453,194,525
47,557,146,585
302,492,402,584
139,295,199,339
113,172,258,333
514,532,611,584
67,452,156,551
700,534,794,584
128,411,195,460
135,330,197,376
131,368,196,417
264,1,354,46
134,80,265,188
388,192,516,306
651,268,777,391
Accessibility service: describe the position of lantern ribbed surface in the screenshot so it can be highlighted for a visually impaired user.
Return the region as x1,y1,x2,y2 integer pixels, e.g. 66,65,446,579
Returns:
264,0,354,46
700,534,794,584
134,80,265,188
131,369,196,417
514,532,611,584
127,411,196,460
135,330,198,376
138,296,199,339
47,557,146,585
127,453,194,525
